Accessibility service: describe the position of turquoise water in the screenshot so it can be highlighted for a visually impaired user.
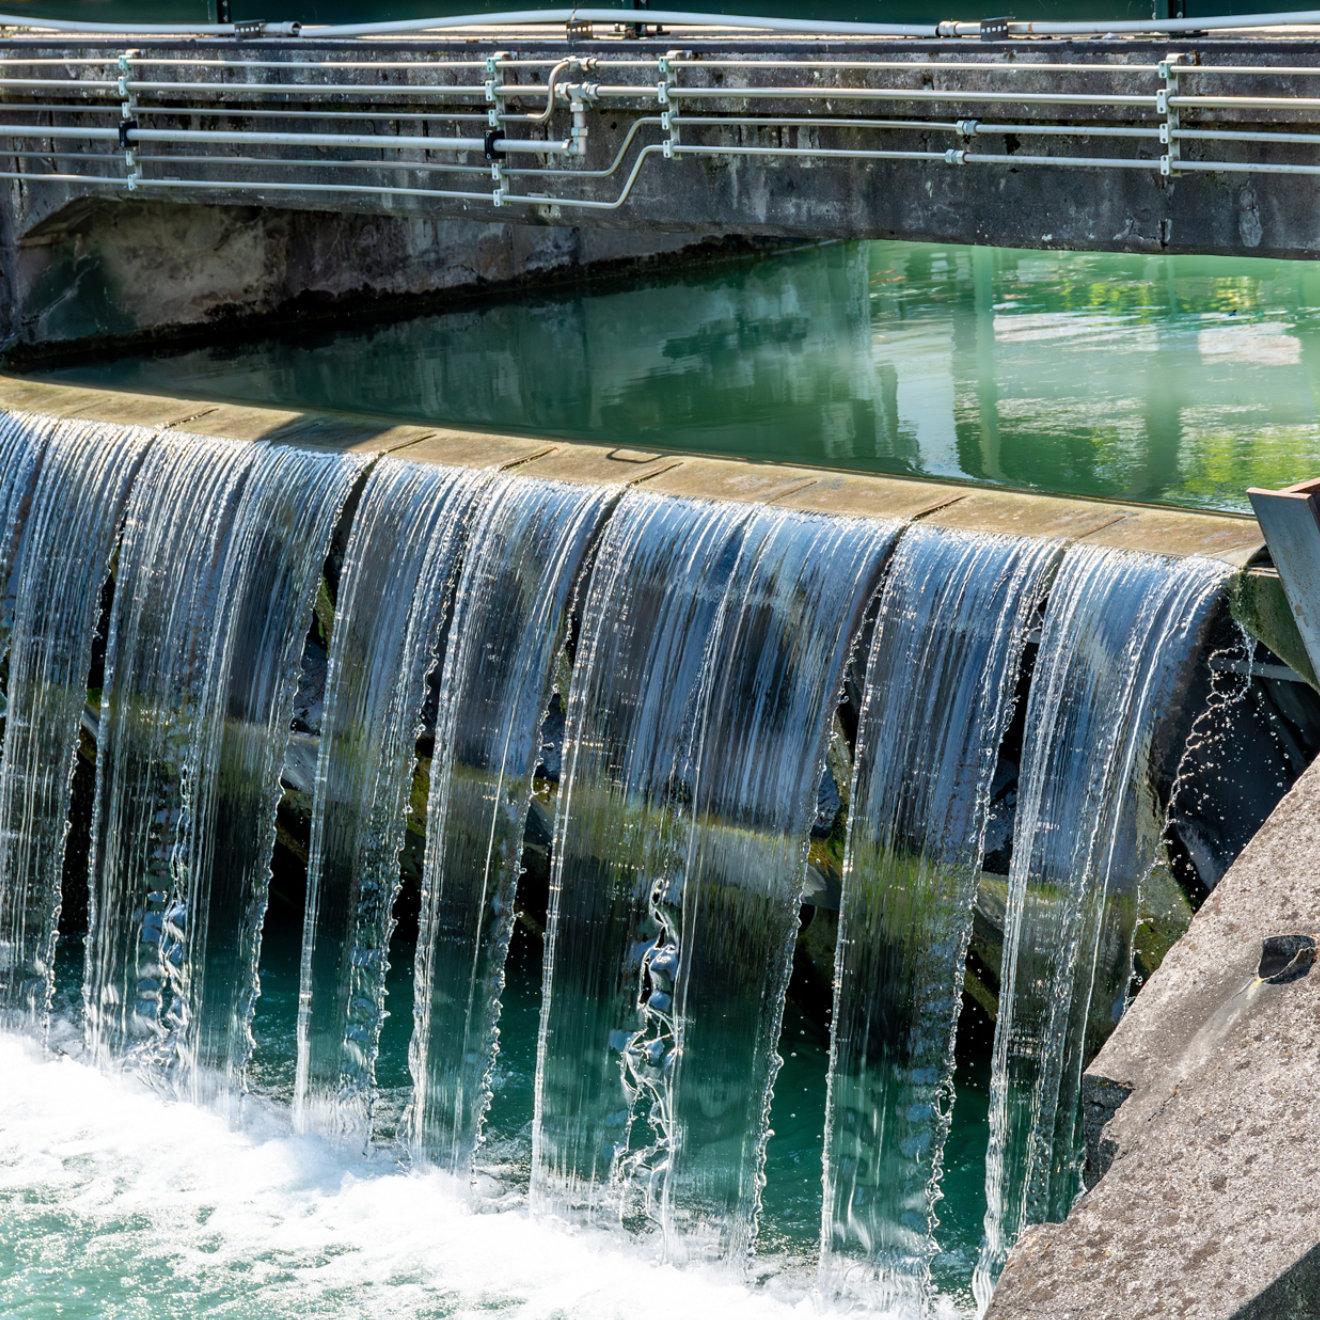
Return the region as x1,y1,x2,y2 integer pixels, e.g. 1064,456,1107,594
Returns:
48,239,1320,514
4,915,987,1318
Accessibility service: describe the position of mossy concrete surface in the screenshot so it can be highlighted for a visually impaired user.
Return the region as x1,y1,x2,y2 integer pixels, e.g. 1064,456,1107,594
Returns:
987,752,1320,1320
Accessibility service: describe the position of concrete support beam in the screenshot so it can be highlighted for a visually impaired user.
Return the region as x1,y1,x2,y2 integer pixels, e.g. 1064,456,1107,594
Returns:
986,750,1320,1320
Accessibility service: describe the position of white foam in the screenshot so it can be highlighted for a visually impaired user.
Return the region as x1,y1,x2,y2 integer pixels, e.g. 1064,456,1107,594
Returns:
0,1030,875,1320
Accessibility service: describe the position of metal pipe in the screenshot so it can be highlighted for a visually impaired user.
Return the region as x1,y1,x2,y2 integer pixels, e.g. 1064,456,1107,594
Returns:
139,152,488,175
668,58,1161,73
1003,8,1320,33
1170,93,1320,109
0,124,120,141
661,86,1157,108
0,8,942,38
297,9,945,38
968,121,1162,137
502,141,664,209
127,105,492,123
524,58,575,123
1175,125,1320,144
671,140,1153,167
120,80,492,98
676,113,965,130
504,114,659,177
10,4,1320,40
126,126,574,155
0,15,298,35
1177,157,1320,174
119,175,495,201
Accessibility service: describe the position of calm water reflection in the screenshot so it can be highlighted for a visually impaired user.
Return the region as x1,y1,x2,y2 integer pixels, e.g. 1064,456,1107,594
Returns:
51,240,1320,513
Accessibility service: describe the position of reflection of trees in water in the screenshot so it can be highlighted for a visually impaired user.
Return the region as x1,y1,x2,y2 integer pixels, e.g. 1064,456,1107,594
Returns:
869,239,1320,509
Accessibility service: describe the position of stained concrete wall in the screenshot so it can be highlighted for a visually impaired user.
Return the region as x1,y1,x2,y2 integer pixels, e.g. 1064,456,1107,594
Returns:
986,750,1320,1320
7,34,1320,355
0,196,763,359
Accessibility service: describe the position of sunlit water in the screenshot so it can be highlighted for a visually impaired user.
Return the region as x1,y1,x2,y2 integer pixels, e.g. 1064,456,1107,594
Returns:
47,239,1320,513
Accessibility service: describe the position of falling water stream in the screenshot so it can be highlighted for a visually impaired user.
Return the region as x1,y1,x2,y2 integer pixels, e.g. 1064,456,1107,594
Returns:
0,418,153,1026
408,474,614,1172
296,458,489,1139
84,433,258,1066
975,548,1230,1307
822,528,1060,1311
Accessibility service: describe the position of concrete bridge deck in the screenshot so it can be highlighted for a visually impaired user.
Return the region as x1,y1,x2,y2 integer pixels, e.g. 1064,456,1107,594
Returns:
8,29,1320,354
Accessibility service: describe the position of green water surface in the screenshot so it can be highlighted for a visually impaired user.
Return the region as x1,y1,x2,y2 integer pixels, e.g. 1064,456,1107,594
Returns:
47,239,1320,514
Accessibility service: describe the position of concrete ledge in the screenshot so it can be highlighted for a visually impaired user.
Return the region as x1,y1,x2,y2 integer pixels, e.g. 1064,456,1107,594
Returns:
0,374,1267,568
986,752,1320,1320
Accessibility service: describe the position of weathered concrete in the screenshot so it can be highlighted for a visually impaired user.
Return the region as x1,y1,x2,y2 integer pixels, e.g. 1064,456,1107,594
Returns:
8,33,1320,352
1,198,757,359
986,750,1320,1320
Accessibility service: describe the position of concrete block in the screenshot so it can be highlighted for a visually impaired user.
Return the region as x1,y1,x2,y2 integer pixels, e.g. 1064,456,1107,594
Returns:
1079,507,1264,569
516,443,683,487
986,753,1320,1320
919,490,1125,541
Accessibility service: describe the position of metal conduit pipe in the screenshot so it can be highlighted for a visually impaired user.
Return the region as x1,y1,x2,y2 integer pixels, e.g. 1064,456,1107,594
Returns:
1171,93,1320,109
998,8,1320,32
0,103,122,114
503,113,659,176
0,15,298,35
296,9,947,38
118,81,494,97
131,105,493,122
12,5,1320,39
660,86,1158,107
1175,125,1320,144
140,152,489,174
965,121,1162,137
0,8,939,37
1178,157,1320,174
0,124,120,141
667,58,1161,72
524,58,576,123
125,126,575,154
123,175,497,201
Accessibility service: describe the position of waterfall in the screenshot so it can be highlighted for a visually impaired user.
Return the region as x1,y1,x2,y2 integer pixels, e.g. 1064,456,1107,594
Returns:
974,547,1229,1307
0,419,154,1026
172,444,367,1099
531,488,898,1259
295,457,488,1139
84,433,259,1063
820,527,1060,1309
532,490,751,1225
81,435,365,1091
407,474,614,1172
0,408,1246,1313
653,506,895,1261
0,412,53,670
